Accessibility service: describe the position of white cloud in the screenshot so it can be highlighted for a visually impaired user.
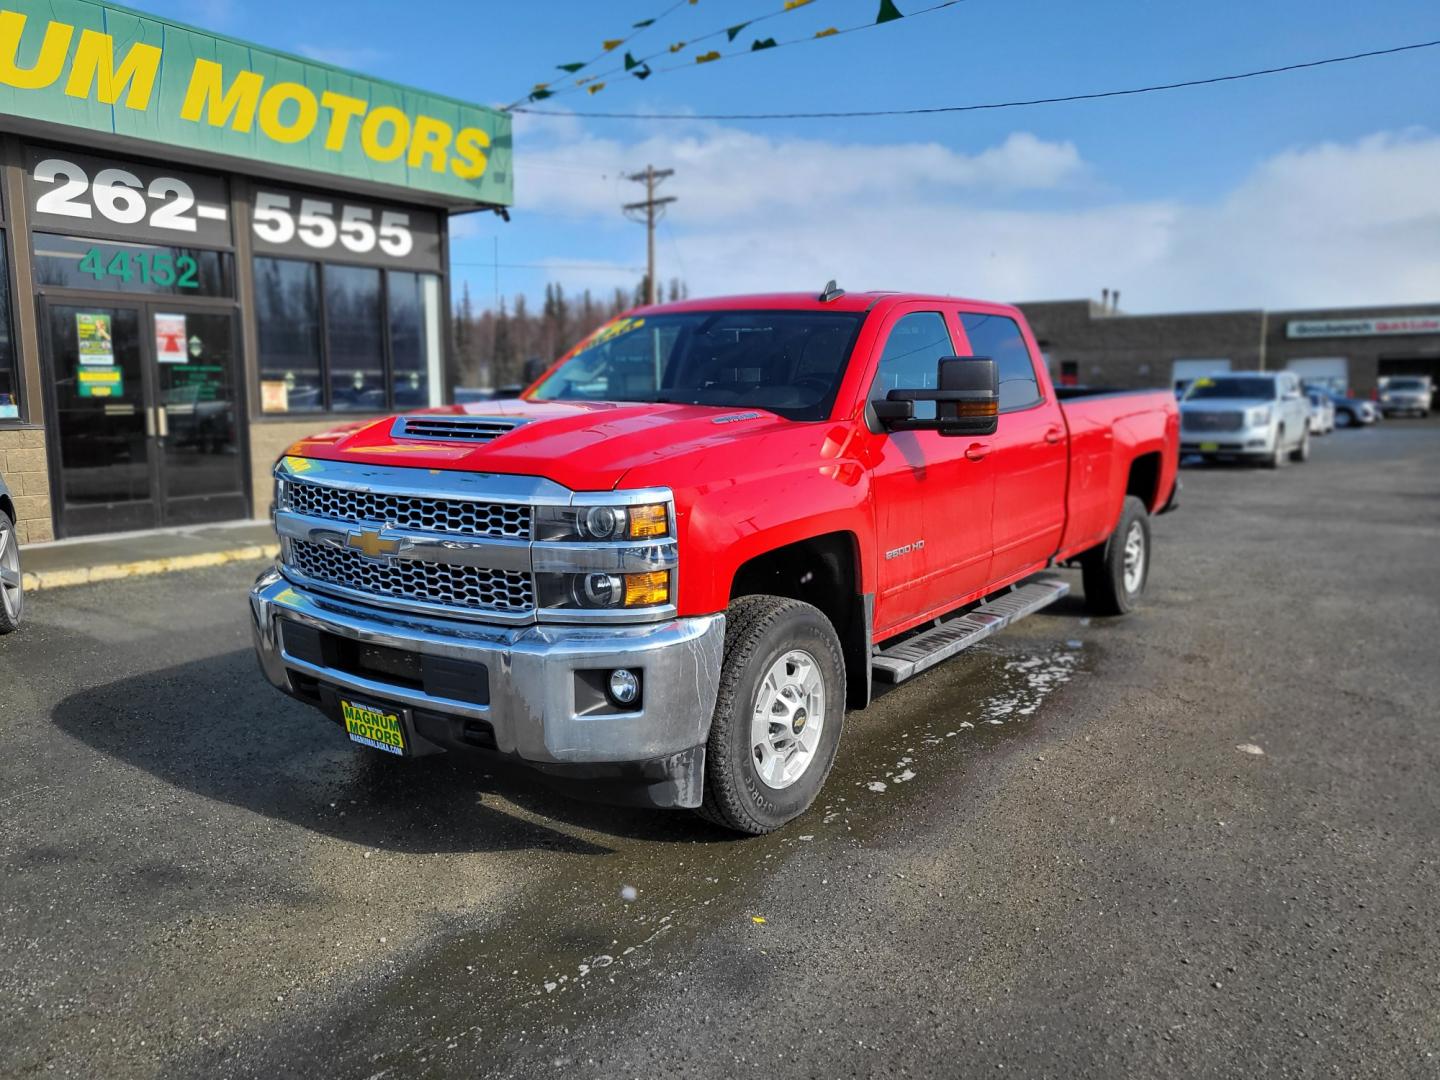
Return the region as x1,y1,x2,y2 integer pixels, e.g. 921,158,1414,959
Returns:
507,121,1440,313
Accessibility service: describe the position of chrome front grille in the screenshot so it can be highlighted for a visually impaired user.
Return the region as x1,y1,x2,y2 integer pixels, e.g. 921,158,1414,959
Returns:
287,478,531,539
1182,410,1244,433
288,539,535,613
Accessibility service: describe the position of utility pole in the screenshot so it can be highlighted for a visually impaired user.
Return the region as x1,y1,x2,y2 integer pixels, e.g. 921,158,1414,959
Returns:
623,165,676,305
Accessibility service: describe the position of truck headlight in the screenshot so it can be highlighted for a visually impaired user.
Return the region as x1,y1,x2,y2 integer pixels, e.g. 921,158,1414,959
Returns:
536,502,672,541
1247,406,1273,426
538,570,672,610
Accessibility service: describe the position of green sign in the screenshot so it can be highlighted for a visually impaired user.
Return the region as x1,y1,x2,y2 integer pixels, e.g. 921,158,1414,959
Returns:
77,365,123,397
0,0,513,206
78,246,200,289
76,311,113,365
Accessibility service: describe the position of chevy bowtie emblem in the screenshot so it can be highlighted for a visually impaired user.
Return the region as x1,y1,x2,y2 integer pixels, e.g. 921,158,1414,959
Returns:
347,528,400,560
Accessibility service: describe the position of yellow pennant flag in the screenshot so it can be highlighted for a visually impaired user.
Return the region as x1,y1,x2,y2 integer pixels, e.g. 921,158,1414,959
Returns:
669,41,687,52
695,50,721,63
588,82,606,94
602,38,624,51
784,0,814,8
814,26,838,37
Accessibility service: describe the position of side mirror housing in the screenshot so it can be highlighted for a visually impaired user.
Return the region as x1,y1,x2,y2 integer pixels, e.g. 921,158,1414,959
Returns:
871,357,999,437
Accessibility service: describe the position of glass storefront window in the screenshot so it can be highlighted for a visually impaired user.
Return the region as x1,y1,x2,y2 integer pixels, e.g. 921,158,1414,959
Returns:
388,271,442,409
255,256,442,416
255,257,323,414
0,237,16,420
325,265,384,413
32,234,233,298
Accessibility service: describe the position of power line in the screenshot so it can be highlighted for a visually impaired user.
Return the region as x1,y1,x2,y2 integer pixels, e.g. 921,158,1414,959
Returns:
513,38,1440,120
452,261,645,273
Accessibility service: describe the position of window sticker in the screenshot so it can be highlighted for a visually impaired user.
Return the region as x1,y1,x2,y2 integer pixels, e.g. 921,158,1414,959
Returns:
155,313,188,363
76,312,114,366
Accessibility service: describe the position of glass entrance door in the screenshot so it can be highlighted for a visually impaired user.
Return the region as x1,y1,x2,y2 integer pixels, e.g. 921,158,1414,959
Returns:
44,302,246,537
151,309,247,525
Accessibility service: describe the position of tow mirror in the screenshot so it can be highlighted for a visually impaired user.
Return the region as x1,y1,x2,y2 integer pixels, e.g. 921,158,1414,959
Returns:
871,356,999,437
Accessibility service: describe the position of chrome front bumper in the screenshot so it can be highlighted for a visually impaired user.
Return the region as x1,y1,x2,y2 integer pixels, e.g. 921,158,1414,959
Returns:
250,566,724,770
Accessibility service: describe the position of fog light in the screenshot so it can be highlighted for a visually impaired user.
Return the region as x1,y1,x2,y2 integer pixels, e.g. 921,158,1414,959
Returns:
608,669,640,705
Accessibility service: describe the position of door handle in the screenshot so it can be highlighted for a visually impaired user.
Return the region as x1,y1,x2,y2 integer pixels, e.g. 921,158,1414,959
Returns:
145,406,157,438
157,407,169,439
965,441,991,462
1044,425,1064,444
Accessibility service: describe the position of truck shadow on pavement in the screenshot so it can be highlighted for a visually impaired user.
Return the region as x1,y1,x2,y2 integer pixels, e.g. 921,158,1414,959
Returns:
50,649,728,856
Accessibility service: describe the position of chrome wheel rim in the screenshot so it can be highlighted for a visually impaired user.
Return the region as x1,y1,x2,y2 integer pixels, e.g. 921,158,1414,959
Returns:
1122,521,1146,594
750,649,826,790
0,519,21,624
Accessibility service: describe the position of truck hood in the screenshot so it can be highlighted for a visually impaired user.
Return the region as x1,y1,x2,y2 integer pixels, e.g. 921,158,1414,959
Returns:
283,399,798,492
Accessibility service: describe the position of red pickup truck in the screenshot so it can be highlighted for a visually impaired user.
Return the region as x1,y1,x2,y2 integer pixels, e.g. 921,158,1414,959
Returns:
250,286,1179,833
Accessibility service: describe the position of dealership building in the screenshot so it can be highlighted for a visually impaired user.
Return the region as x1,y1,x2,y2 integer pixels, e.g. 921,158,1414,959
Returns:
0,0,511,544
1019,299,1440,397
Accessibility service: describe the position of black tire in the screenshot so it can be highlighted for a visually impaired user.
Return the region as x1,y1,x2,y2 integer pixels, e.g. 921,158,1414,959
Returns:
1080,495,1151,617
697,596,846,835
1265,428,1288,469
1335,409,1353,428
1289,426,1311,463
0,508,22,635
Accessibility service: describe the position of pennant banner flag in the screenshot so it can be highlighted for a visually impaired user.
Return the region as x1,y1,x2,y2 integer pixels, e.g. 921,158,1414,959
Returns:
695,50,722,63
815,27,838,38
726,22,750,42
751,38,777,50
877,0,905,23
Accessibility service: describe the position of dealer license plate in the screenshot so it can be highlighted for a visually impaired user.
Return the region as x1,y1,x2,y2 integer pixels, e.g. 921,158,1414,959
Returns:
341,699,407,756
1199,441,1220,452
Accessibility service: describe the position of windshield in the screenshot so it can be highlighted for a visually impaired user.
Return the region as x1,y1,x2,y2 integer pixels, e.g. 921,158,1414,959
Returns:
1184,376,1277,401
529,310,864,421
1388,377,1427,391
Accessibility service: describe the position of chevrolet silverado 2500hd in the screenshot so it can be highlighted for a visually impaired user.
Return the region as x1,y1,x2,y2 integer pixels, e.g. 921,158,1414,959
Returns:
250,287,1180,833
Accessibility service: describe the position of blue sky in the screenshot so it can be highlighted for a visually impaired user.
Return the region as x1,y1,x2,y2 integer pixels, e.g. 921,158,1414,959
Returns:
146,0,1439,313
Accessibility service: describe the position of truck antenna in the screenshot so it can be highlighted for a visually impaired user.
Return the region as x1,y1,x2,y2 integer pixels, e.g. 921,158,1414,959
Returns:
818,280,846,302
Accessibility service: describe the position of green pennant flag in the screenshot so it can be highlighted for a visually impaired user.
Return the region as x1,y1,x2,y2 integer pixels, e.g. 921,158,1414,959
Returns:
624,51,640,70
633,17,655,27
557,61,585,73
876,0,904,23
529,88,554,101
726,22,750,42
632,64,652,80
751,37,777,50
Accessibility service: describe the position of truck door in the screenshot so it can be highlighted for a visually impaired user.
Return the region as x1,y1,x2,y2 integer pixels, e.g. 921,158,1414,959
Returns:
958,310,1067,586
866,307,994,636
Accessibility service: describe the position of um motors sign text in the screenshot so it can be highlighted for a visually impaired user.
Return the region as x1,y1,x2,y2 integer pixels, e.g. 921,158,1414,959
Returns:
0,1,511,205
1286,315,1440,340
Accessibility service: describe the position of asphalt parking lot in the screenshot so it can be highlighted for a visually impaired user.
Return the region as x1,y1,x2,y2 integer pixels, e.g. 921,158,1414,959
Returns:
3,416,1438,1079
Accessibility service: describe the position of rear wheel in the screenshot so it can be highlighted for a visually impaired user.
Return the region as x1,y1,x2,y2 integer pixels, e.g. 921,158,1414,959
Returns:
697,596,846,835
0,509,22,634
1080,495,1151,616
1335,409,1353,428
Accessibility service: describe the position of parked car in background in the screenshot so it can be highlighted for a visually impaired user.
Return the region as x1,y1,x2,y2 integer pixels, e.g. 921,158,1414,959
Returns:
1379,376,1433,417
0,472,22,634
1180,371,1311,466
1305,388,1336,435
1315,389,1380,428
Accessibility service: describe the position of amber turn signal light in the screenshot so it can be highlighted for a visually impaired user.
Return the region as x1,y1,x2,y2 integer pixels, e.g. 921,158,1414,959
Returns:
624,571,670,607
628,504,669,538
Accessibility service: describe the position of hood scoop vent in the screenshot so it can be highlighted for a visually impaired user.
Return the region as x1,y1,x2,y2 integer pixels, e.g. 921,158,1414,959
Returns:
391,415,527,443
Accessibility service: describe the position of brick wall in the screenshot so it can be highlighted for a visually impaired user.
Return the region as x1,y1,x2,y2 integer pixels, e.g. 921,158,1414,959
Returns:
0,427,54,544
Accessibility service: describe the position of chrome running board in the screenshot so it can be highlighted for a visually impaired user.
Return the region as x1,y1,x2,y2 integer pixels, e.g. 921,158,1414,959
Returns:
871,580,1071,684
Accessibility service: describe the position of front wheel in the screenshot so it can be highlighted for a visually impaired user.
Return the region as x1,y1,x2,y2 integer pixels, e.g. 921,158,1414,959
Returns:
1265,428,1288,469
697,596,846,835
1335,410,1353,428
1080,495,1151,616
1290,426,1311,463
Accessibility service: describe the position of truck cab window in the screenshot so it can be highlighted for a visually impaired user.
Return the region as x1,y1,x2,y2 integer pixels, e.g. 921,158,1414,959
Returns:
962,313,1041,411
869,312,954,420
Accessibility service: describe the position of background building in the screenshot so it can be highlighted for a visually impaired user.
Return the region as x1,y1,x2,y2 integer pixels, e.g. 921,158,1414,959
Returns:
1020,300,1440,397
0,0,511,543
